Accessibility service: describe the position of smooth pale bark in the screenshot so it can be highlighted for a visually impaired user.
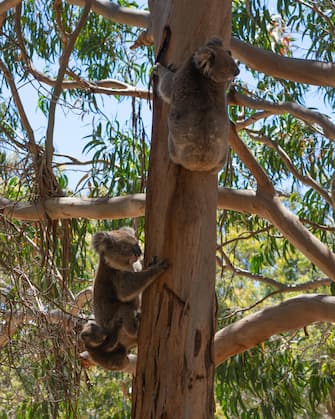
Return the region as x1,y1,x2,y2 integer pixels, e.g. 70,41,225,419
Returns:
67,0,150,28
0,194,145,220
2,188,335,281
231,37,335,87
132,3,233,418
214,294,335,366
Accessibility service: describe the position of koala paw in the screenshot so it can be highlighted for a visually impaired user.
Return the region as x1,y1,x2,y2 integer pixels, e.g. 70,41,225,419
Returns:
153,62,163,76
167,63,177,72
156,258,169,271
149,257,169,271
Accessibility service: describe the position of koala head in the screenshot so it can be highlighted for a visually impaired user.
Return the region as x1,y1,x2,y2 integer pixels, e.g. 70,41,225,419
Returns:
93,227,142,272
80,321,108,348
193,36,240,83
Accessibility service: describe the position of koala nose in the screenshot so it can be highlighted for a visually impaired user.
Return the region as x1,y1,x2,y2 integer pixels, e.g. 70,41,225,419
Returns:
133,244,142,257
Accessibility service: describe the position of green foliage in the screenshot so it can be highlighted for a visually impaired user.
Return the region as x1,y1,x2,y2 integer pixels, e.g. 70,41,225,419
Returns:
216,336,335,418
0,0,334,417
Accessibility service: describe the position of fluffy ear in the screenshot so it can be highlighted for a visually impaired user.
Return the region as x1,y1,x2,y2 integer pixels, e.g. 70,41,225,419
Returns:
193,46,216,76
206,36,223,48
92,232,114,253
119,226,136,237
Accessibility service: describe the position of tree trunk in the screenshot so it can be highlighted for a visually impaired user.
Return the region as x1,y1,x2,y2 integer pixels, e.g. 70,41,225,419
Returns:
132,2,232,418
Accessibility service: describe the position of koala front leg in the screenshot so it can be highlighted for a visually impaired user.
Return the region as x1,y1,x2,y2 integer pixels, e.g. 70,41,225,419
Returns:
115,258,169,302
154,63,175,104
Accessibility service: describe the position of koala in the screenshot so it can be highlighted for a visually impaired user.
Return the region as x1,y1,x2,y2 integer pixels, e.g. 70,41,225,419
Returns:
80,320,137,374
154,37,239,173
80,227,168,373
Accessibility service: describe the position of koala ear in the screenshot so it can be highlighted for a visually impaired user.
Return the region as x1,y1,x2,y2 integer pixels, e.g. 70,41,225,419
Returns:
193,46,216,76
206,37,223,48
119,226,136,237
92,232,115,253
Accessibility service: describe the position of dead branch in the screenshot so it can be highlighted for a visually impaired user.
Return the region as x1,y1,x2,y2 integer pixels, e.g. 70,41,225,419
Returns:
0,286,92,348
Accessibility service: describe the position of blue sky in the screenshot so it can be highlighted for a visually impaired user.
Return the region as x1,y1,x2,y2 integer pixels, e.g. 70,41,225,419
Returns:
9,0,333,194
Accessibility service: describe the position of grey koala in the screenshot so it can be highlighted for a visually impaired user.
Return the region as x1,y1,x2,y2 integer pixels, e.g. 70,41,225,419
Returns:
155,37,239,173
80,227,168,373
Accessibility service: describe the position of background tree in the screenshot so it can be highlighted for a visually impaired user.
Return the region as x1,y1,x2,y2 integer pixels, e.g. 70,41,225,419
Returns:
0,0,335,417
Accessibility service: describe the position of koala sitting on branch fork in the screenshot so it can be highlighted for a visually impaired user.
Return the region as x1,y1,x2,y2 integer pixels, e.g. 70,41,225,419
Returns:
154,36,239,173
80,227,168,374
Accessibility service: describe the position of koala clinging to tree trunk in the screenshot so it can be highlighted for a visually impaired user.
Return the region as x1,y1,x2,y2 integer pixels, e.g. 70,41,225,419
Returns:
154,37,239,173
80,320,137,374
80,227,168,373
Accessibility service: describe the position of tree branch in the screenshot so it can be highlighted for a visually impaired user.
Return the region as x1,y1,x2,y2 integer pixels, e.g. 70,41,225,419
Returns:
4,293,334,370
231,37,335,87
217,188,335,281
229,123,275,194
0,0,150,28
0,0,20,14
3,2,334,91
0,59,36,148
0,286,91,348
245,128,333,206
0,194,146,220
45,0,92,171
230,90,335,141
220,251,331,292
66,0,150,28
214,294,335,366
2,188,335,280
28,66,151,99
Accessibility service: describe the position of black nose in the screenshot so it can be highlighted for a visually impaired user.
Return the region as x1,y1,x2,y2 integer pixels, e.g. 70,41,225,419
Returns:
133,244,142,257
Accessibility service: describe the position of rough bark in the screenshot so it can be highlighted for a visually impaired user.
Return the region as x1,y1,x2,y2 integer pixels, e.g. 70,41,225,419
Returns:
214,294,335,366
132,2,232,418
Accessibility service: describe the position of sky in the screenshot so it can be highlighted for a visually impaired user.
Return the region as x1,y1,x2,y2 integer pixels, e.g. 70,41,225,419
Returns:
7,0,333,194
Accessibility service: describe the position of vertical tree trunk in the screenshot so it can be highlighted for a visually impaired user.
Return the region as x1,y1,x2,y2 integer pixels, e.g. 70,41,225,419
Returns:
133,2,232,418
